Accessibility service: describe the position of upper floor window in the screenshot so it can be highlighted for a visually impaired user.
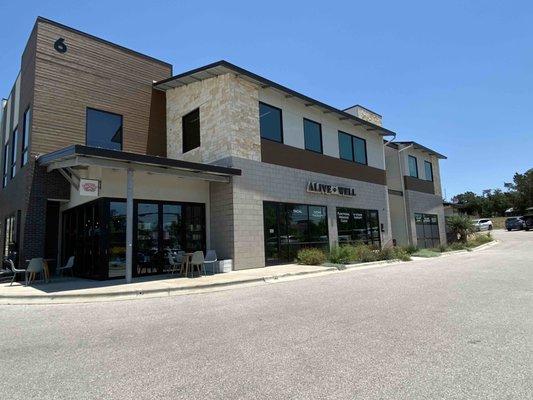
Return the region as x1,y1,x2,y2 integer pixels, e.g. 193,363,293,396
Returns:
424,160,433,181
259,102,283,143
408,155,418,178
86,108,123,151
11,128,18,179
182,108,200,153
303,118,322,153
2,143,9,188
21,107,31,166
338,131,367,165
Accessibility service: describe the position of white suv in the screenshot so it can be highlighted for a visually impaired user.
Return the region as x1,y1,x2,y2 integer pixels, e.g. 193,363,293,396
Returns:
473,219,493,231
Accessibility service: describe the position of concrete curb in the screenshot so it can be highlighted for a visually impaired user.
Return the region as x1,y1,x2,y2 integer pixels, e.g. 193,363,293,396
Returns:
0,267,338,305
0,241,501,305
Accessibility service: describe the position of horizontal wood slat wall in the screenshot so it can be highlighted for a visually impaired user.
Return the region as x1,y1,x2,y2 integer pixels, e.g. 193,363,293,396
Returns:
31,20,171,156
403,176,435,194
261,139,387,186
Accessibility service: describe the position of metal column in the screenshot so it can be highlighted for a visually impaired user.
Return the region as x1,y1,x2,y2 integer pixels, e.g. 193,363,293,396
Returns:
126,168,134,283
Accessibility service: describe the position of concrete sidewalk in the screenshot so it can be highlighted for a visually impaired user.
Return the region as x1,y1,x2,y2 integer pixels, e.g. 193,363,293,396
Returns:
0,264,337,305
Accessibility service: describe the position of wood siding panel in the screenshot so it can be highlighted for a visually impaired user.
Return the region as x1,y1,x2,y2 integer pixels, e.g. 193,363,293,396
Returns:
404,175,435,194
261,138,387,185
31,21,171,156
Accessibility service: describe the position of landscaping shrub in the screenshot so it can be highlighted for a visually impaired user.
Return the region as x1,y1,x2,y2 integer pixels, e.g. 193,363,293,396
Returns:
328,244,412,264
353,244,379,262
328,245,359,264
412,248,441,258
402,245,418,255
391,248,412,261
467,233,493,247
446,215,475,243
296,248,326,265
447,242,467,251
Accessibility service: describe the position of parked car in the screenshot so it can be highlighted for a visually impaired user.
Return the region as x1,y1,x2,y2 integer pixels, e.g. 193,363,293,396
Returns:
522,214,533,231
505,216,524,231
472,218,493,231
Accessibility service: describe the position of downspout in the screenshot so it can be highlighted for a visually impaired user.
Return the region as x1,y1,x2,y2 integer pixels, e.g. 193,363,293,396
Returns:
382,133,396,247
397,144,414,245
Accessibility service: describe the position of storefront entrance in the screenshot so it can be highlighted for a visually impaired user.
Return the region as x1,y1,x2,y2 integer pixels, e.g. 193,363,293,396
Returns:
336,208,381,247
414,213,440,248
263,202,329,264
62,198,206,280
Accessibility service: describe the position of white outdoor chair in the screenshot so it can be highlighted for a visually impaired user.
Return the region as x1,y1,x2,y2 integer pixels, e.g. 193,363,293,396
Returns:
5,259,25,286
25,258,45,286
57,256,75,277
189,251,204,277
203,250,218,275
167,251,185,275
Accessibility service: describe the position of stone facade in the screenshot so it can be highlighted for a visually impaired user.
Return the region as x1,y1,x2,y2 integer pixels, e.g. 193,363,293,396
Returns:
212,156,392,270
166,74,261,164
344,105,382,127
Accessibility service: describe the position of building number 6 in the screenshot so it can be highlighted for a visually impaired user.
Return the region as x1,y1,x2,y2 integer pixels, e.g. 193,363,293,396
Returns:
54,38,67,53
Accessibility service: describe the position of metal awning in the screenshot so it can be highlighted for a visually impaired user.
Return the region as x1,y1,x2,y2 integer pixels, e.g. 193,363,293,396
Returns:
393,141,447,159
38,145,241,284
38,145,242,183
153,60,397,138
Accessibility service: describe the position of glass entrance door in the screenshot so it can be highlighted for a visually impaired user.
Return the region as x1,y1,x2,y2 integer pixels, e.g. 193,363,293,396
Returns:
263,202,329,264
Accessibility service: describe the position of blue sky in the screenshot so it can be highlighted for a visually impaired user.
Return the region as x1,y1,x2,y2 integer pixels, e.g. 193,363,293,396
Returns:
1,0,532,198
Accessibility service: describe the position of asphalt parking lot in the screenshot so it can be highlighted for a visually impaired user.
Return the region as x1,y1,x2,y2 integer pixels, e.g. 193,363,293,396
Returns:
0,230,531,399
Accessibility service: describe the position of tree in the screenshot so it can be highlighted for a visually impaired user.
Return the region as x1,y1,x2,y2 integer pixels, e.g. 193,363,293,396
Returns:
510,170,533,213
446,215,475,243
452,191,483,216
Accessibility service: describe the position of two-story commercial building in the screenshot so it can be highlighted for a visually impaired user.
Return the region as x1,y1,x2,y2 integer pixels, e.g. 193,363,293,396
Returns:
1,17,446,282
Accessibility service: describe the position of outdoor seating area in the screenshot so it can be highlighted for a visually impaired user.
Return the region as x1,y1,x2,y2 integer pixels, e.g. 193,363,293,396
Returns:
1,249,226,287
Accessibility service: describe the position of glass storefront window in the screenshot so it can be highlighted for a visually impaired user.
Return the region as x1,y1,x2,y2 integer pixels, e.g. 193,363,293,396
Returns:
61,198,206,280
137,203,160,275
162,204,183,252
263,202,328,264
108,201,126,278
336,208,381,247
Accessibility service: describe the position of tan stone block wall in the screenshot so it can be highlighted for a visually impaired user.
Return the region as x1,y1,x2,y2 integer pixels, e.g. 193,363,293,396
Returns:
166,74,261,164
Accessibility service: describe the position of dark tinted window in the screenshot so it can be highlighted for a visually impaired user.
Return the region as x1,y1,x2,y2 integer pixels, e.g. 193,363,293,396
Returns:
182,108,200,153
353,136,367,164
303,118,322,153
2,143,8,188
339,131,367,164
408,156,418,178
21,108,31,166
11,128,18,178
424,160,433,181
86,108,123,150
338,132,353,161
259,102,283,142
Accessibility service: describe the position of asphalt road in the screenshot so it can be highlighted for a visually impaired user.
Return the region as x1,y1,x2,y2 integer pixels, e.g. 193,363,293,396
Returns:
1,230,532,399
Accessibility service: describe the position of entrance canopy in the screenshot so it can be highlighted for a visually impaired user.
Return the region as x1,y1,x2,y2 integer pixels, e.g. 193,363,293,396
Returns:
38,145,241,283
38,145,242,183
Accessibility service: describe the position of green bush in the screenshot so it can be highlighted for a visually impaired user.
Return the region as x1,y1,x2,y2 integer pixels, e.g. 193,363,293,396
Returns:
412,249,441,258
328,244,412,264
447,242,468,251
328,244,359,264
391,248,412,261
467,233,493,247
401,245,418,255
296,248,327,265
446,215,475,243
